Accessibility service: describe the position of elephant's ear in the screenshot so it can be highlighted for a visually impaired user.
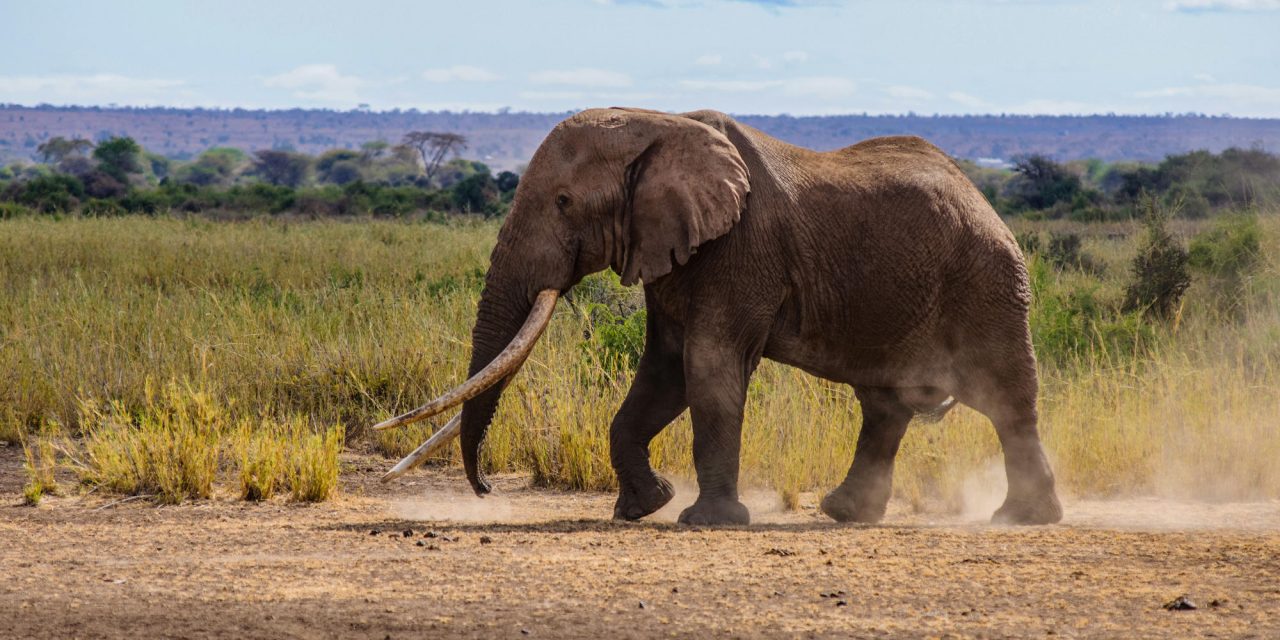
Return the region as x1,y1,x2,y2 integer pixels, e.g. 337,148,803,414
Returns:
618,118,750,286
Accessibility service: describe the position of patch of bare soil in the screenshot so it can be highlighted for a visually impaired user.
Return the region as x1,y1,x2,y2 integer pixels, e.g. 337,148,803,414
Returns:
2,444,1278,639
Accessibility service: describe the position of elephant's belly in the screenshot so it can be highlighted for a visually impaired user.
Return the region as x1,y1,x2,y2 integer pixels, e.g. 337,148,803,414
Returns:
762,323,954,390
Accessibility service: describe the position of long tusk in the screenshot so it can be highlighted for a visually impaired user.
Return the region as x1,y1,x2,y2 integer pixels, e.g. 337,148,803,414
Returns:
372,288,559,432
380,413,461,482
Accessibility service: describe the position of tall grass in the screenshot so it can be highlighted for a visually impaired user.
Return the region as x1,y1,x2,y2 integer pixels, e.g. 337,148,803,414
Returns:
2,215,1278,508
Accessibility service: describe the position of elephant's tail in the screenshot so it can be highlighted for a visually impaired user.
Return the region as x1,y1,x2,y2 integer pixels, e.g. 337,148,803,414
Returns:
914,396,957,424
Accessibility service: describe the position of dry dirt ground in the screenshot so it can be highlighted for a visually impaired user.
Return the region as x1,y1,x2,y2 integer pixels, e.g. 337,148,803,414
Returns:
3,444,1278,639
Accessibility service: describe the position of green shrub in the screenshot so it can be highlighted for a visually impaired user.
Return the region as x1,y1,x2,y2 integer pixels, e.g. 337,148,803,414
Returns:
1029,257,1154,365
0,201,36,219
571,272,647,377
1190,214,1262,314
16,174,84,212
1190,214,1262,280
583,306,647,374
1123,201,1191,320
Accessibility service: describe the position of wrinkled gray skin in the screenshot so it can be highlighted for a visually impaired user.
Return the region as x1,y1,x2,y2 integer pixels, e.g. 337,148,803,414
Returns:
459,107,1062,526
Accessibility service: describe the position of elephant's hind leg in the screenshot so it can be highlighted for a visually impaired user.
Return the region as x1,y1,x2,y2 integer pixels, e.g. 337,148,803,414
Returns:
821,387,914,523
958,351,1062,525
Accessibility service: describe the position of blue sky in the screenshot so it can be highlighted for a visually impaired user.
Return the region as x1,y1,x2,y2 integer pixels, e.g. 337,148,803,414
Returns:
0,0,1277,116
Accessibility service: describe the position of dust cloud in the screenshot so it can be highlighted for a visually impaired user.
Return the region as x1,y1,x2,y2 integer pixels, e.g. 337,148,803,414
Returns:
959,456,1280,531
392,490,523,523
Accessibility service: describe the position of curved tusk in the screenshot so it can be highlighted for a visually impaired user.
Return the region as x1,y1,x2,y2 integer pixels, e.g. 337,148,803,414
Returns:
380,413,461,482
372,288,559,432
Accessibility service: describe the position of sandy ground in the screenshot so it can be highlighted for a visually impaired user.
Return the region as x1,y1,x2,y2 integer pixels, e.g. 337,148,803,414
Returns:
2,443,1279,639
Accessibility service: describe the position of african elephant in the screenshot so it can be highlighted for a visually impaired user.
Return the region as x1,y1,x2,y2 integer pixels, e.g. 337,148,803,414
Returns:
375,107,1063,527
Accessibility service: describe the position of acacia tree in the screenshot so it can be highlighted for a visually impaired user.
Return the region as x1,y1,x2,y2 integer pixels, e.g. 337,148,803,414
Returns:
36,136,93,165
251,150,311,187
92,137,143,183
401,131,467,183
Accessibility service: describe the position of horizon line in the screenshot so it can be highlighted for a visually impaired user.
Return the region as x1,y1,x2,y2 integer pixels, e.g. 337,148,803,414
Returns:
1,102,1273,121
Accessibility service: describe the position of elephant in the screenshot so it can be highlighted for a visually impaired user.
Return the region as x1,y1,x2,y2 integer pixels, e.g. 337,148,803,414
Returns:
374,107,1063,527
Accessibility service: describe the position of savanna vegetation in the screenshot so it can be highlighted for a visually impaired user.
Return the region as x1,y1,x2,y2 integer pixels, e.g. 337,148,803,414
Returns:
0,133,518,220
2,144,1278,512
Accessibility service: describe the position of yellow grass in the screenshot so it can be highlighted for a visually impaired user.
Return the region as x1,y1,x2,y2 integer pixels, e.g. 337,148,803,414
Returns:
2,215,1277,508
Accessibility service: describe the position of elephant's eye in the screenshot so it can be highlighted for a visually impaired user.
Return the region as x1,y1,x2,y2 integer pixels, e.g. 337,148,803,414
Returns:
555,194,572,210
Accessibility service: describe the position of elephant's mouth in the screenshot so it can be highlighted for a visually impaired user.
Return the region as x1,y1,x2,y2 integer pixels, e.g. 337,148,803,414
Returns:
371,288,560,481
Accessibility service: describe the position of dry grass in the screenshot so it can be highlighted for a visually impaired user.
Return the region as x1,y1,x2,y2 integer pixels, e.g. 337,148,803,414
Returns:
3,215,1278,509
21,429,60,505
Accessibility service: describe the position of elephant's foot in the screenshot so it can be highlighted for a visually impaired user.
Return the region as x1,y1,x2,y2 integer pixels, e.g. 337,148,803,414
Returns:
677,497,750,526
612,473,675,521
991,491,1063,525
819,485,888,524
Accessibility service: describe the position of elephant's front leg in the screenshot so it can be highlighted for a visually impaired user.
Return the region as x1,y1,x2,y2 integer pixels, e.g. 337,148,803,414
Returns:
677,340,760,526
821,387,913,523
610,343,686,521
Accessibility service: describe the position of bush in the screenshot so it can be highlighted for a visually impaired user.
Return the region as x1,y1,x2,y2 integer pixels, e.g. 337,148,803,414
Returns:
1189,214,1262,313
15,174,84,212
0,202,36,219
1123,201,1191,320
583,306,647,374
1189,214,1262,280
1046,232,1105,275
1029,257,1154,365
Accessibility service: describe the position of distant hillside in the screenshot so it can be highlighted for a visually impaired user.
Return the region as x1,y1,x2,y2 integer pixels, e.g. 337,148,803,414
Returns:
3,104,1279,171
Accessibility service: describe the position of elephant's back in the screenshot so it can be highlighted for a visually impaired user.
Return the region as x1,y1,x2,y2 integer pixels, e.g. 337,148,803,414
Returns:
819,135,1017,256
767,134,1028,380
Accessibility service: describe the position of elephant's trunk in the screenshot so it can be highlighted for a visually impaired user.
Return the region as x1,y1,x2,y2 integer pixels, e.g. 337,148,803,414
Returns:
372,286,558,494
459,286,541,495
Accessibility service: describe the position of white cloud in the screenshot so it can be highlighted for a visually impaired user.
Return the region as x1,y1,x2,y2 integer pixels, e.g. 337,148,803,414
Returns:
783,76,856,98
421,65,500,83
680,76,854,99
752,55,776,70
947,91,987,108
1005,98,1112,114
886,85,934,101
0,73,188,106
1134,82,1280,112
781,50,809,63
694,54,723,66
519,90,587,101
1166,0,1280,11
262,64,364,104
529,68,632,87
681,79,780,92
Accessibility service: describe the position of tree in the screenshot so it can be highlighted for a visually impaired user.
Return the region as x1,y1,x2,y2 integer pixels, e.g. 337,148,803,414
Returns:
496,170,520,194
401,131,467,184
174,147,246,187
1007,155,1081,212
451,172,500,216
92,137,142,183
251,150,311,187
36,136,93,165
316,149,363,185
360,140,390,163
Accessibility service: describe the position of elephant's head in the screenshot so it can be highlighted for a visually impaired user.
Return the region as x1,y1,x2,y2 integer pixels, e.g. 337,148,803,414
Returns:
374,108,750,494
